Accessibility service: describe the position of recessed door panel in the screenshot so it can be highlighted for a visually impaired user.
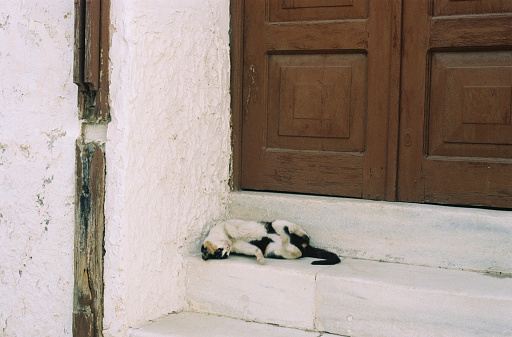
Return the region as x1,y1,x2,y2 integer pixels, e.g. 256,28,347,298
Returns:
399,1,512,208
429,52,512,158
242,0,395,198
267,54,367,152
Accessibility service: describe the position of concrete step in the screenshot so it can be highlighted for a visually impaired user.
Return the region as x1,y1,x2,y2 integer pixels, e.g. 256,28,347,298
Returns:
227,191,512,274
185,255,512,337
128,312,339,337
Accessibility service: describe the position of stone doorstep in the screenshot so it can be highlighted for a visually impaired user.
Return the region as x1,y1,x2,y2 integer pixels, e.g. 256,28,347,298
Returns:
185,255,512,337
227,191,512,274
128,312,339,337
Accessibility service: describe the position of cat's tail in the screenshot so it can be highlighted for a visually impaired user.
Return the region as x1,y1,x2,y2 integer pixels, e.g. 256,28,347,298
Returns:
304,245,341,265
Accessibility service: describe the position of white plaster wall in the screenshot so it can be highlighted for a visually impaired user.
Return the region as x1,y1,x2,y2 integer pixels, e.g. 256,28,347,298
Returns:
105,0,231,336
0,1,79,336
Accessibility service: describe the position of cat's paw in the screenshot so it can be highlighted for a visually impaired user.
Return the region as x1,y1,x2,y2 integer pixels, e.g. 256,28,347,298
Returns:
256,250,265,264
280,221,309,240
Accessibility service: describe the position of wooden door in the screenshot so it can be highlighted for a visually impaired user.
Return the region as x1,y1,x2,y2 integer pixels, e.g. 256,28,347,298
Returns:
240,1,399,199
399,1,512,208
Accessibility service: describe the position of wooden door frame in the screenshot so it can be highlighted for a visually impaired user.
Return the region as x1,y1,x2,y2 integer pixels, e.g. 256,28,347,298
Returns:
73,0,110,336
230,0,244,191
230,0,402,201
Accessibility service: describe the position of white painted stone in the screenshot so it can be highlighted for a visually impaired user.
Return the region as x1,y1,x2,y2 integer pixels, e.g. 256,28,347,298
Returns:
82,123,108,144
315,259,512,337
227,191,512,273
104,1,231,336
129,312,337,337
185,254,512,336
185,256,325,330
0,1,78,336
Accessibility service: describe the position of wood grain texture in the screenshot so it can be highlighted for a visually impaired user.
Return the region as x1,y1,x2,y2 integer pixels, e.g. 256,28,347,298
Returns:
84,0,100,91
397,0,431,203
241,0,394,198
73,144,105,337
230,0,244,190
237,0,511,207
74,0,110,122
384,0,402,201
266,20,368,51
74,0,86,92
433,0,512,16
262,149,363,197
399,0,512,208
362,0,396,200
431,15,512,48
266,53,367,152
270,0,367,21
424,158,512,208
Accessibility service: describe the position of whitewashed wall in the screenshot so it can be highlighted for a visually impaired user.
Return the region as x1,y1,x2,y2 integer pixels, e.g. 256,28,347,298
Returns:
105,0,231,336
0,1,79,336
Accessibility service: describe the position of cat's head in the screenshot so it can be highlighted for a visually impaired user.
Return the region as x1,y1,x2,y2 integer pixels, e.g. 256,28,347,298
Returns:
201,239,231,261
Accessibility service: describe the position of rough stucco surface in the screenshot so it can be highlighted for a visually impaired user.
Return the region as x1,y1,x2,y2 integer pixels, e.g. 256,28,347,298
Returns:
105,1,231,336
0,2,78,336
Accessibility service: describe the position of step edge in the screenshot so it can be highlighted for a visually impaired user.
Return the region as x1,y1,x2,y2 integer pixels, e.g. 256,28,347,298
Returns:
226,191,512,273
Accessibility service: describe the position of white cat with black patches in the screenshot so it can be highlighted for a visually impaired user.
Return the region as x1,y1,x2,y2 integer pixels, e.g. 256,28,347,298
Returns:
201,219,340,265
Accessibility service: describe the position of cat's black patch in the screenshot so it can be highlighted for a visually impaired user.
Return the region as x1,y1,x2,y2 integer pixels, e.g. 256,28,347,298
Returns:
266,251,284,259
304,245,341,265
289,232,309,254
201,245,209,260
250,236,274,254
214,248,228,259
201,245,228,261
289,233,340,265
262,221,276,234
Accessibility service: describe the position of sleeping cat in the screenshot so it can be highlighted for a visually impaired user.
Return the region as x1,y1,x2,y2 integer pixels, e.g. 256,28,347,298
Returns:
201,219,340,265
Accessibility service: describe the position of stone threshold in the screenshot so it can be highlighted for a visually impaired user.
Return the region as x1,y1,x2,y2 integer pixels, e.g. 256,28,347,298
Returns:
226,191,512,274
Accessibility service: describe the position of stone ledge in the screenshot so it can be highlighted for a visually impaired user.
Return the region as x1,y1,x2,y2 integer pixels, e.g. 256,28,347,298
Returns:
226,191,512,273
185,255,324,330
128,312,338,337
316,258,512,336
185,255,512,336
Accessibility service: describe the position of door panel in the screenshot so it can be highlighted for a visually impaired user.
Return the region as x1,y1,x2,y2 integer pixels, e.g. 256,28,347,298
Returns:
241,0,396,199
267,54,367,152
399,1,512,208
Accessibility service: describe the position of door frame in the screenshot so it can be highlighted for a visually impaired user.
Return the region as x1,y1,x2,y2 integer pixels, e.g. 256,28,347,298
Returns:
230,0,402,201
73,0,110,336
230,0,244,191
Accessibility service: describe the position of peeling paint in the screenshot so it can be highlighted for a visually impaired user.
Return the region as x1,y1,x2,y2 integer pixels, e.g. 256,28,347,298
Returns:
0,15,9,29
45,129,67,151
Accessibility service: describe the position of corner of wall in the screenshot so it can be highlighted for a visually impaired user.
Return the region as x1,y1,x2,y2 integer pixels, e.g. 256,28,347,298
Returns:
103,0,231,335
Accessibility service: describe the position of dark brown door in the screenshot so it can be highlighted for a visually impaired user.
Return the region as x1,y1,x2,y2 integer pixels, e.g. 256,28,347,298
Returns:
241,0,398,199
399,1,512,208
